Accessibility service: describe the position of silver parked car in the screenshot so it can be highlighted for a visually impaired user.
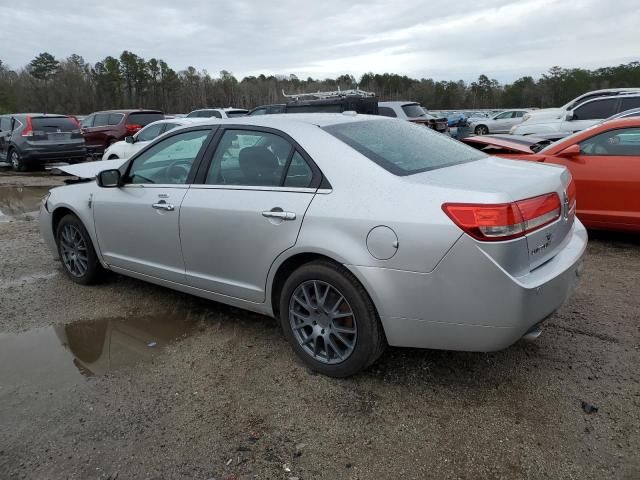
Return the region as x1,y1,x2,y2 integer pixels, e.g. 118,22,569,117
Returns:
469,109,531,135
39,114,586,377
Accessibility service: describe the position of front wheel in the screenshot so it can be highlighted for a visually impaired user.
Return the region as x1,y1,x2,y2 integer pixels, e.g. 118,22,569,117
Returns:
474,125,489,135
56,214,104,285
279,260,386,377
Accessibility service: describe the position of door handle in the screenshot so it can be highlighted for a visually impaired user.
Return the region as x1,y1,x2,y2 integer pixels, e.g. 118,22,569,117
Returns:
152,201,175,211
262,209,296,220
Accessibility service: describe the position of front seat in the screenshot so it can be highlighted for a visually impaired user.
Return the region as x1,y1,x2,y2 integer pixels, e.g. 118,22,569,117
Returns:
238,146,280,186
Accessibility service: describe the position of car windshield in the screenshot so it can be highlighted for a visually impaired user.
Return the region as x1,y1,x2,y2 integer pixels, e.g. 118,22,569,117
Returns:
401,103,427,118
225,110,248,118
323,119,486,176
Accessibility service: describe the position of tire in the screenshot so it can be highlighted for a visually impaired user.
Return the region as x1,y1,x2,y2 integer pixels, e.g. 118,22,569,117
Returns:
279,260,386,377
55,214,104,285
474,125,489,135
9,149,28,172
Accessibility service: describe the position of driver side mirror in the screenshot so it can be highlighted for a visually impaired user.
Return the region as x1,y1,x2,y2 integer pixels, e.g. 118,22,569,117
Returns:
97,169,121,188
566,112,576,121
557,144,581,158
125,136,135,144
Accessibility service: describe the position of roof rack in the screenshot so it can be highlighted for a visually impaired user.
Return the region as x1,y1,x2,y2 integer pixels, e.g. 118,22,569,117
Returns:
282,87,376,101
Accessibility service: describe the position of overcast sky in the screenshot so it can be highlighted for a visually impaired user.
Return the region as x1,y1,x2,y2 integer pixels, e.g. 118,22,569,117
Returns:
1,0,638,83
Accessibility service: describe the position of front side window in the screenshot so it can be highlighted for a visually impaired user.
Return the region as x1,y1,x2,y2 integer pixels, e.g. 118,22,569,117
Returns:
495,111,514,120
81,115,94,128
579,128,640,156
206,130,293,187
136,123,164,142
126,130,210,185
323,119,486,176
573,99,616,120
249,108,267,116
127,112,164,126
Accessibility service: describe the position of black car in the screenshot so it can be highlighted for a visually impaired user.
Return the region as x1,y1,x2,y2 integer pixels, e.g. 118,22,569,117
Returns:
248,91,379,116
0,114,86,171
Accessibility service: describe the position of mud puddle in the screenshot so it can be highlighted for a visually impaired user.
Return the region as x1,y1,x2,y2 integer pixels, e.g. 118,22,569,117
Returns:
0,313,202,389
0,185,50,222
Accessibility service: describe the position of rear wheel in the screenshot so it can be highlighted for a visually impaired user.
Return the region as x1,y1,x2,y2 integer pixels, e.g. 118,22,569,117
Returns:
279,260,386,377
55,214,104,285
9,149,28,172
474,125,489,135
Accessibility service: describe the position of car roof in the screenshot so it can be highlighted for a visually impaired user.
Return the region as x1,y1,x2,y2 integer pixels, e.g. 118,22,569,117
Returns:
181,112,388,129
378,101,421,107
575,92,640,107
93,109,163,114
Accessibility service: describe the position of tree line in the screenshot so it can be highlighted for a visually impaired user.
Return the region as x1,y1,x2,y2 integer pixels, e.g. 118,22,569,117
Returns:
0,51,639,115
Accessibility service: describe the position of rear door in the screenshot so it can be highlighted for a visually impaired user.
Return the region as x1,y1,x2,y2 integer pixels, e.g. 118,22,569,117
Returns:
93,127,214,282
551,127,640,228
179,127,319,302
82,113,110,150
492,111,518,133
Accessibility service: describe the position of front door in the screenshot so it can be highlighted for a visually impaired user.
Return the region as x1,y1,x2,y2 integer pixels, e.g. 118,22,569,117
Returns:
93,128,213,282
551,127,640,228
180,128,319,302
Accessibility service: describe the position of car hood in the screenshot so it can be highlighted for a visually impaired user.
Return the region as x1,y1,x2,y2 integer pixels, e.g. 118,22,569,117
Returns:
54,158,128,178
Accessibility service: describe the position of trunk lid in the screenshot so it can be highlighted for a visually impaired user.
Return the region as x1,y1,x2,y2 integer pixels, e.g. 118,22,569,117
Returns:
408,157,575,274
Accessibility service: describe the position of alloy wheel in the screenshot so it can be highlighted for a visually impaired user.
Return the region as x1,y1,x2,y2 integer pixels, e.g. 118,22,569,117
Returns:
10,151,19,170
289,280,357,364
59,224,89,277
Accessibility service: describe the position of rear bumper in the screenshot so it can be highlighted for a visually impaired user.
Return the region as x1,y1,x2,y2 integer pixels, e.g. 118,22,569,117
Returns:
348,219,587,351
21,146,87,163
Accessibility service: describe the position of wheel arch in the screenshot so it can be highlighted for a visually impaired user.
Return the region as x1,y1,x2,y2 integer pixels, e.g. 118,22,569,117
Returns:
50,203,107,267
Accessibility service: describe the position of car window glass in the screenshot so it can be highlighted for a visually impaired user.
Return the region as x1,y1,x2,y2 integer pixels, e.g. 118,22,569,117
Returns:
249,108,267,116
620,97,640,112
107,113,124,125
378,107,397,118
126,130,210,185
323,119,485,175
136,123,164,142
206,130,293,187
93,113,110,127
573,99,616,120
127,112,164,126
514,111,525,118
81,115,95,128
495,112,512,119
579,127,640,156
0,117,10,131
284,151,313,188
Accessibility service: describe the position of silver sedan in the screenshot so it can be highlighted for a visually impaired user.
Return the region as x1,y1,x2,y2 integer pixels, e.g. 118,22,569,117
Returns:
39,114,586,377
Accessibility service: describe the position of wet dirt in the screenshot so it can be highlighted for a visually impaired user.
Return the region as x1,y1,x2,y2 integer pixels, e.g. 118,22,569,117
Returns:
0,185,51,222
0,314,201,388
0,174,638,479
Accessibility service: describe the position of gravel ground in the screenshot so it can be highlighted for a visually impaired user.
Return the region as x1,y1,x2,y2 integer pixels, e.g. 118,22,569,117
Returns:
0,171,638,479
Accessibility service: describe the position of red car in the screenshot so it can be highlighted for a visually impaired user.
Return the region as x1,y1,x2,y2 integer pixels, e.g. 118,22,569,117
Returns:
80,109,164,155
462,118,640,232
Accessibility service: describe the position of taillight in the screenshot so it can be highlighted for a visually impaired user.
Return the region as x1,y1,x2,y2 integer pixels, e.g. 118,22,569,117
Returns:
442,193,561,242
567,178,576,211
126,124,142,134
21,116,33,137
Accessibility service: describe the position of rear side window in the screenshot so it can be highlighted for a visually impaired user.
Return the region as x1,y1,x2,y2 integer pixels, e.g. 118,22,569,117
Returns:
619,97,640,112
284,151,313,188
378,107,397,118
127,112,164,126
580,127,640,156
0,117,11,131
108,113,124,125
573,99,616,120
32,117,78,132
94,113,110,127
323,119,486,176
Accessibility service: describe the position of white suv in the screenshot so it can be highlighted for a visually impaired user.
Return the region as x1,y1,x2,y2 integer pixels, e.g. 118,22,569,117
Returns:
511,93,640,136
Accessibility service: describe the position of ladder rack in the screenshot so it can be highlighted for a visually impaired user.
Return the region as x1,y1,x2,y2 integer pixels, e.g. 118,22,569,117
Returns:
282,87,376,101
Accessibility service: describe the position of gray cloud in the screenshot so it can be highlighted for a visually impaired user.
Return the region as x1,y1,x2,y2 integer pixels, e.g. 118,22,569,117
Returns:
0,0,638,82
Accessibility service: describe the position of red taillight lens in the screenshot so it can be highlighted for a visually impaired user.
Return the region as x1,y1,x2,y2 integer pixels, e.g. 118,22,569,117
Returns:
443,193,561,242
126,124,142,134
21,116,33,137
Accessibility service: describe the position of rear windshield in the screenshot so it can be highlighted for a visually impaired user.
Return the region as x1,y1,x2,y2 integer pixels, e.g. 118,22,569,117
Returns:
127,112,164,126
226,110,248,118
323,119,486,176
402,104,428,118
32,117,78,132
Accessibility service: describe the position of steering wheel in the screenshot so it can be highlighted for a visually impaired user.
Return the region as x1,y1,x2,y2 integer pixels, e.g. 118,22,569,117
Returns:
165,159,192,184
